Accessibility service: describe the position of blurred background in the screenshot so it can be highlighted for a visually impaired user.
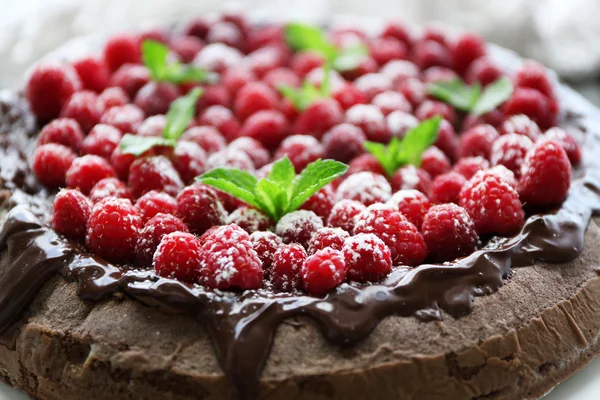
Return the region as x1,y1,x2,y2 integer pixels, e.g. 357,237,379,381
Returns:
2,0,600,104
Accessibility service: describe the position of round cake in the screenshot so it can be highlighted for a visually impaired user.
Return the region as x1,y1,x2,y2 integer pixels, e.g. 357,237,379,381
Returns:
1,14,600,400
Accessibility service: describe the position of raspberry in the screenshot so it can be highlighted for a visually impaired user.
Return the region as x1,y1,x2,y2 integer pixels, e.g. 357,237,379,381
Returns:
343,233,392,282
100,104,144,134
430,172,467,204
66,155,116,194
275,210,323,249
413,40,452,70
263,67,300,90
346,104,391,143
97,87,130,110
274,135,324,173
250,231,283,274
139,27,169,44
198,224,263,290
72,56,110,93
322,123,366,163
465,57,502,86
85,197,142,262
302,248,346,295
459,173,524,235
196,84,232,111
193,43,244,74
372,91,412,116
25,62,82,121
423,25,450,45
478,165,519,190
542,127,582,166
519,140,571,206
221,12,249,36
228,137,270,169
381,60,420,86
450,32,486,74
109,64,150,98
381,21,414,47
499,114,542,141
245,46,288,78
81,124,122,159
176,184,227,234
60,90,102,132
293,99,345,140
462,109,505,131
170,36,205,63
135,190,177,223
181,126,226,154
110,146,136,181
172,141,208,184
489,133,534,176
452,156,490,180
386,189,431,228
434,119,459,161
154,232,203,282
398,78,426,107
291,51,326,77
346,154,387,176
354,73,393,101
390,165,432,195
134,82,181,116
354,204,427,265
128,156,184,197
415,100,457,126
422,66,458,83
227,206,272,233
308,227,350,254
327,200,366,233
52,189,92,240
247,24,285,52
421,146,451,178
207,148,255,171
38,118,84,151
136,213,189,267
103,33,141,72
300,186,335,221
181,17,211,39
332,83,368,111
137,115,166,137
459,124,500,159
421,204,479,262
207,21,244,50
503,87,556,130
233,82,278,121
196,105,241,141
370,37,408,66
89,177,132,203
239,110,289,150
514,61,555,100
223,68,257,94
336,172,392,206
386,110,419,138
270,243,307,291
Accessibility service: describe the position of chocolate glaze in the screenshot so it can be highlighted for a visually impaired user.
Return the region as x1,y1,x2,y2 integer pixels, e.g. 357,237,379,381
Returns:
1,80,600,399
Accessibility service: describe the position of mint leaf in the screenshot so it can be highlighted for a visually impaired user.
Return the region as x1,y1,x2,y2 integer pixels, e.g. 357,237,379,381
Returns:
164,64,219,85
196,168,260,209
363,140,396,177
119,134,176,156
277,67,332,111
332,44,368,72
428,79,481,112
288,159,348,211
164,88,202,140
471,77,513,117
284,23,338,61
254,179,288,221
268,157,295,193
142,40,169,80
396,116,442,166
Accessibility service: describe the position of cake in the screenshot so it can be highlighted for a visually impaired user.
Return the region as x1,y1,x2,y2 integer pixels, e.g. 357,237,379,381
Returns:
1,14,600,400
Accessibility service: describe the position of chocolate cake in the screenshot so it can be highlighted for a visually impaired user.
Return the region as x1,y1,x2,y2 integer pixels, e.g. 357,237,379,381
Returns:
1,16,600,400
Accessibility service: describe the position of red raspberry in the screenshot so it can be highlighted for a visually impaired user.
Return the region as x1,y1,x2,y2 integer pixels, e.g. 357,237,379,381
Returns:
370,37,408,66
386,189,431,229
398,78,426,107
239,110,289,150
128,156,184,197
89,177,132,203
176,184,227,234
381,60,420,86
72,56,110,93
422,66,458,84
66,155,116,194
339,55,378,82
228,137,270,169
193,43,244,74
390,165,432,194
381,21,414,47
137,115,166,137
300,186,336,221
60,90,102,132
499,114,542,141
489,133,534,177
434,119,459,161
245,46,288,78
386,110,419,138
478,165,519,190
332,83,368,111
452,156,490,180
134,82,180,116
109,64,150,98
346,104,391,143
346,153,387,177
250,231,283,274
25,62,82,121
227,206,272,233
308,227,350,254
196,105,241,141
195,84,232,111
413,40,452,70
430,172,467,204
38,118,84,151
354,204,427,265
275,210,324,249
139,27,169,44
519,140,571,206
154,232,203,282
110,146,136,181
343,233,392,282
103,33,141,72
421,204,479,262
270,243,307,291
134,190,178,223
207,148,255,171
462,109,505,131
207,21,244,50
514,61,555,100
170,36,205,63
450,33,486,74
302,248,346,295
372,91,412,116
327,200,366,233
459,173,524,235
322,123,366,163
336,172,392,206
223,68,256,94
135,213,189,267
181,126,226,154
421,146,451,178
503,87,556,130
97,87,130,110
247,24,285,52
100,104,145,134
172,141,207,184
52,189,92,240
293,98,344,140
542,127,582,166
233,82,278,121
465,57,502,86
181,17,211,39
459,124,500,159
274,135,324,172
291,51,325,78
198,224,263,290
263,67,299,90
81,124,122,159
85,197,142,262
415,100,457,126
423,25,450,45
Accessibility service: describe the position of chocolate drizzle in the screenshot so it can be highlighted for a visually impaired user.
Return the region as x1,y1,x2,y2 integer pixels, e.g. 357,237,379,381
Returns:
1,79,600,399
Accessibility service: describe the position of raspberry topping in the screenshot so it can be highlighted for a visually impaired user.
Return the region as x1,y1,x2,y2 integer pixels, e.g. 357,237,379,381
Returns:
72,56,110,93
430,172,467,204
103,33,141,72
135,190,178,223
327,200,366,233
66,155,116,194
271,243,307,291
80,124,122,159
499,114,542,141
390,165,432,194
386,189,431,229
228,137,270,169
197,105,241,142
302,248,346,295
60,90,103,132
459,124,500,159
52,189,92,240
274,135,324,172
227,207,272,233
89,177,132,203
542,127,582,166
275,210,324,249
346,104,391,143
336,172,392,206
239,110,289,150
136,213,189,267
250,231,283,274
300,186,336,221
154,232,203,282
100,104,145,134
176,184,227,235
452,156,490,180
38,118,85,151
420,146,451,178
489,133,534,177
134,82,181,116
343,233,392,282
308,227,350,254
293,98,344,140
32,144,77,188
128,156,184,198
26,62,82,121
172,141,208,184
322,123,366,163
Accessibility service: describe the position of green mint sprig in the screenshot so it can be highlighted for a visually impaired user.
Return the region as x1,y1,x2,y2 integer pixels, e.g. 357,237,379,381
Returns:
197,157,348,221
119,88,203,156
364,116,442,177
277,64,332,111
428,77,513,117
142,40,219,84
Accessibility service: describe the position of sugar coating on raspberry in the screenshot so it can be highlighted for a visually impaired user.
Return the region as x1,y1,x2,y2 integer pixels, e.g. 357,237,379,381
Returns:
100,104,145,134
381,60,419,86
271,243,307,291
503,87,555,130
81,124,122,159
415,100,457,126
452,156,490,180
274,135,324,172
346,153,387,177
499,114,542,141
322,123,366,163
85,197,142,262
421,146,451,178
429,172,467,204
228,137,270,169
459,124,499,159
52,189,92,240
327,199,366,233
421,204,479,262
135,190,177,223
60,90,103,132
154,231,203,282
343,233,392,282
308,227,350,254
233,82,278,121
293,98,344,140
172,141,208,184
481,165,519,190
372,91,412,116
239,110,289,150
137,115,167,138
398,78,426,107
305,68,345,93
128,156,184,197
250,231,283,274
97,87,130,110
489,133,534,177
32,143,76,188
332,83,368,111
263,67,299,90
514,61,555,100
207,21,244,49
194,43,244,73
38,118,84,151
390,165,432,195
197,105,241,142
465,57,502,86
26,62,82,121
354,73,393,100
66,155,116,194
198,224,263,290
207,148,255,171
336,172,392,206
300,186,335,221
136,213,189,267
89,177,132,203
181,126,227,154
227,206,272,233
386,110,419,138
346,104,390,143
302,248,346,296
109,64,150,98
543,127,582,166
386,189,431,229
134,82,181,116
413,40,452,71
275,210,324,249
